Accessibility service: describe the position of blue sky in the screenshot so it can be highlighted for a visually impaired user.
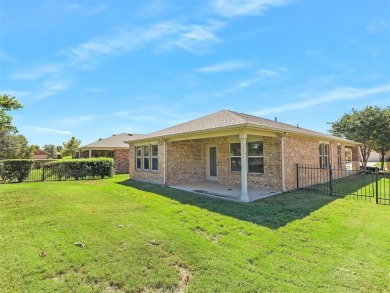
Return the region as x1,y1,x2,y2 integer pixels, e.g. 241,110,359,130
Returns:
1,0,389,147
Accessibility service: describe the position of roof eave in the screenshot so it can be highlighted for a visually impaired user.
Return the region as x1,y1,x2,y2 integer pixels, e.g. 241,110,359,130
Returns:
125,122,361,146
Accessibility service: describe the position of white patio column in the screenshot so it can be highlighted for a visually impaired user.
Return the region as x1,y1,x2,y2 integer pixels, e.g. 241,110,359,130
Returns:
88,149,92,158
240,134,249,202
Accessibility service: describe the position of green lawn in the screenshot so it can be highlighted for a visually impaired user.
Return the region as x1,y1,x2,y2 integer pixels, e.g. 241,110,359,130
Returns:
0,178,389,292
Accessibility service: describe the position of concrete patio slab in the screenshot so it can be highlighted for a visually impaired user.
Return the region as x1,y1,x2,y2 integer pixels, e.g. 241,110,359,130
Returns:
170,181,280,202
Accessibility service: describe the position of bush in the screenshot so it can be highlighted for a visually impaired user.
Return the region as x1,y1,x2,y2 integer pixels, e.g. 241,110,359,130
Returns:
1,160,34,182
32,159,55,169
43,158,114,180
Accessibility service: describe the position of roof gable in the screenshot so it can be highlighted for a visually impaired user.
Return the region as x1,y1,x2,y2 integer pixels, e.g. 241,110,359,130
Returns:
34,150,50,156
128,110,359,145
80,133,141,149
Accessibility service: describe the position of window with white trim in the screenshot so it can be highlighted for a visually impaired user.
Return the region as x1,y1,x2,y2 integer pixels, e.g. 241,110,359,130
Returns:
248,141,264,173
230,143,241,171
143,145,150,170
151,145,158,171
337,145,342,167
319,143,330,168
135,146,142,169
230,141,264,173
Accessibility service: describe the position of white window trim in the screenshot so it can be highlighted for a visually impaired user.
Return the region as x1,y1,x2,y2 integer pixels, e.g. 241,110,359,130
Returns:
135,146,142,170
229,141,264,174
337,144,342,167
142,145,150,171
319,142,330,168
151,144,158,172
247,141,264,174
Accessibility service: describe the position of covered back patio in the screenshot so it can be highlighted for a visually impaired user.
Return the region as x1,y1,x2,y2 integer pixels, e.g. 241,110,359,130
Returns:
170,180,279,202
163,133,283,202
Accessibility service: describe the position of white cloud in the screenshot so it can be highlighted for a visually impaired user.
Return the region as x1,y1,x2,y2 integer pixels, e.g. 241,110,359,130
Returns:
258,68,284,76
252,83,390,116
25,126,72,135
33,80,68,100
57,115,95,127
67,21,224,66
0,50,15,63
159,21,224,53
197,61,248,73
8,21,224,103
114,111,128,118
0,90,29,100
211,0,293,17
139,0,168,18
11,64,60,81
10,20,223,94
86,87,105,93
65,2,107,16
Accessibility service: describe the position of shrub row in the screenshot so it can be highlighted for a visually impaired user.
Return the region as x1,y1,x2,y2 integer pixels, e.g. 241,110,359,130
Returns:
0,160,34,182
43,158,114,180
0,158,114,182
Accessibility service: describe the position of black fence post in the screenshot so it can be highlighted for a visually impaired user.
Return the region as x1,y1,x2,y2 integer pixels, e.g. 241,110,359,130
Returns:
375,169,379,204
329,165,333,196
296,163,299,190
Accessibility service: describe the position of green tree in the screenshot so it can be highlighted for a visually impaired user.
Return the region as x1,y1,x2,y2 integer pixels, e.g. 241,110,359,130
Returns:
330,106,384,169
43,144,56,159
0,94,23,133
0,133,32,159
374,107,390,170
62,136,81,157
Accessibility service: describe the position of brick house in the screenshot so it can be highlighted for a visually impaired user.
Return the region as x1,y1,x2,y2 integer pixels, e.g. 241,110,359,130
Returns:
79,133,140,173
126,110,360,202
31,150,51,159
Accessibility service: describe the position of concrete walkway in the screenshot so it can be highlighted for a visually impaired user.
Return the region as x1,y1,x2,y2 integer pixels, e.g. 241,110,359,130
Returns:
170,181,280,202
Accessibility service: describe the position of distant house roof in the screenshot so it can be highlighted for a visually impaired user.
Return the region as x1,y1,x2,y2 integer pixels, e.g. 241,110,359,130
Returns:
126,110,360,145
79,133,141,150
34,150,51,156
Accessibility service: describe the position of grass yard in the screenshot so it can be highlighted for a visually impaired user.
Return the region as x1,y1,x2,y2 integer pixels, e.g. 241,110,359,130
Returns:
0,178,389,292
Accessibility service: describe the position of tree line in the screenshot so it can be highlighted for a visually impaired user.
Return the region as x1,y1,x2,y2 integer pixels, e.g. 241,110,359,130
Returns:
0,94,81,160
329,106,390,170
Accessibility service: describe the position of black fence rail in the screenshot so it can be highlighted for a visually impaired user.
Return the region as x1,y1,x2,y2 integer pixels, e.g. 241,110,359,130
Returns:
0,160,129,184
296,164,390,205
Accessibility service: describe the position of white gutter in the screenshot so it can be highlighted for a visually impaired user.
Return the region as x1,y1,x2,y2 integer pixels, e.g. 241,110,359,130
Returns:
281,135,286,192
163,140,167,185
124,123,360,146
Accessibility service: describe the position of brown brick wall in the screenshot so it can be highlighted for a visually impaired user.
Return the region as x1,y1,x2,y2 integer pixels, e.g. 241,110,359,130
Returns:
166,140,204,184
129,141,165,184
164,136,282,191
128,135,353,193
114,149,130,173
283,136,349,191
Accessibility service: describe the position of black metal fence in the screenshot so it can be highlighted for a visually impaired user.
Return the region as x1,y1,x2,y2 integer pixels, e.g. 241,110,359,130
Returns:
296,164,390,205
0,160,129,184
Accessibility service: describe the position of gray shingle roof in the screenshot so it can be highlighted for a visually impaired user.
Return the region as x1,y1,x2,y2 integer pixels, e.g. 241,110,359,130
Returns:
80,133,141,149
127,110,359,145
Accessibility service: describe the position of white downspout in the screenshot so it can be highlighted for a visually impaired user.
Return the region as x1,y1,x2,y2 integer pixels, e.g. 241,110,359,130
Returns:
281,135,286,192
163,140,167,185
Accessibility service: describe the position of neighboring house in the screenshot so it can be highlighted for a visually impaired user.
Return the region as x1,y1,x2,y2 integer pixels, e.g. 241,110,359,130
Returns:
367,151,390,163
126,110,360,202
31,150,51,159
367,151,381,162
78,133,140,173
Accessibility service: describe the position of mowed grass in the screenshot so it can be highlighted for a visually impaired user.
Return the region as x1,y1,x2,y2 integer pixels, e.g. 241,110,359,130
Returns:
0,178,389,292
